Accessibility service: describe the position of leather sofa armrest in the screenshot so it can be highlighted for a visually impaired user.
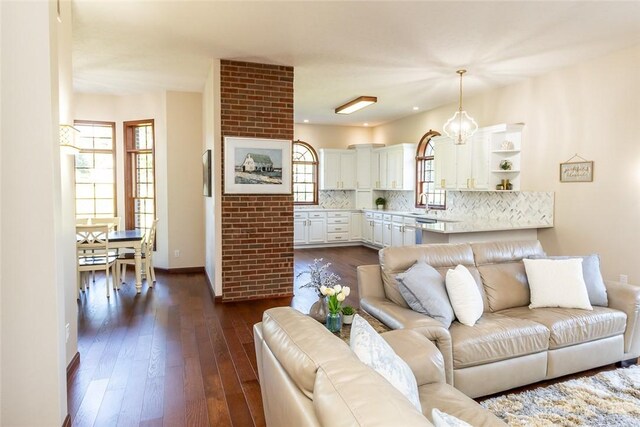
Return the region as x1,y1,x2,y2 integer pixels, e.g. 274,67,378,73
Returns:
382,329,446,387
360,296,454,385
606,280,640,357
357,264,386,299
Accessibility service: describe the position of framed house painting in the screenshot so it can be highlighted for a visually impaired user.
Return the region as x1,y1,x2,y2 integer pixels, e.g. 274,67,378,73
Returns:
223,137,292,194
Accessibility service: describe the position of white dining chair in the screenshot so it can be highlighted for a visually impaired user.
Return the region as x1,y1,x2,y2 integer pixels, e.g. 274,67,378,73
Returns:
76,224,118,298
76,217,121,286
117,219,158,287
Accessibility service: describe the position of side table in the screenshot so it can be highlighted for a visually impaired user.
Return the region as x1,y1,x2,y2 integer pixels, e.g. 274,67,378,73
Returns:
336,308,390,343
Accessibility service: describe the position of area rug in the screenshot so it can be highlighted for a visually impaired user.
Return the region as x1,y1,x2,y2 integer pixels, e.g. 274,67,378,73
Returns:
480,366,640,426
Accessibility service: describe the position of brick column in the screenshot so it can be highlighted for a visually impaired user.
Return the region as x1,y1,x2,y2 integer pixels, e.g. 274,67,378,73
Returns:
220,60,294,301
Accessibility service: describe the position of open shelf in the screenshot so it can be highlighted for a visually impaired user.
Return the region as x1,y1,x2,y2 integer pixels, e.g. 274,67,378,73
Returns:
491,170,521,173
491,149,520,154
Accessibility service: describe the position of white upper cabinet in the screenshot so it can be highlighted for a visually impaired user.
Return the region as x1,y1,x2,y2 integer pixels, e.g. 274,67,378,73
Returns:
434,124,523,191
433,136,458,189
373,143,416,190
355,147,372,189
320,149,356,190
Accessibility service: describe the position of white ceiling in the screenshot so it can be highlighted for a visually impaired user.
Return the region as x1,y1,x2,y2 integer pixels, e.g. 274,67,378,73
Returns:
72,1,640,126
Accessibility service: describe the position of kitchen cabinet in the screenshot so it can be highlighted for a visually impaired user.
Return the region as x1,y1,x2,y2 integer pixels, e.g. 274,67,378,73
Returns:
391,215,417,247
319,149,356,190
433,124,521,191
382,214,392,247
294,211,326,245
433,136,458,189
362,212,374,243
326,211,350,243
373,213,383,246
373,144,417,190
350,212,362,240
356,147,372,189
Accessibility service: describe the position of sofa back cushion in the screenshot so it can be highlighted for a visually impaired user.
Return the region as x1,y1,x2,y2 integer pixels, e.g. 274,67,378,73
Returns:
261,307,354,398
471,240,546,312
379,244,488,311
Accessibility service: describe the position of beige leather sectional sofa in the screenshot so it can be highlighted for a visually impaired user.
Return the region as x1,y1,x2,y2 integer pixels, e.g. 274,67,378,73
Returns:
358,240,640,398
254,307,506,426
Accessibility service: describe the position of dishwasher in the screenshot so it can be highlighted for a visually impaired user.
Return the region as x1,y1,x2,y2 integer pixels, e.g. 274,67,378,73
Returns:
414,217,437,244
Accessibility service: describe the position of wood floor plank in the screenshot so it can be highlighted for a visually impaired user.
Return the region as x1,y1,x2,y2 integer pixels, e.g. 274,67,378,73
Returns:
72,378,109,427
92,387,126,427
140,376,165,422
162,365,186,427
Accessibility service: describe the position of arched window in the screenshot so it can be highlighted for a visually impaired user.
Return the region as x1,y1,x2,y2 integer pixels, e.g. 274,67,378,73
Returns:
292,140,318,205
415,130,445,209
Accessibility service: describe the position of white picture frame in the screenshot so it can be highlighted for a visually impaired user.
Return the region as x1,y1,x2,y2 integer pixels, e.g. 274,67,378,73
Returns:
224,136,292,194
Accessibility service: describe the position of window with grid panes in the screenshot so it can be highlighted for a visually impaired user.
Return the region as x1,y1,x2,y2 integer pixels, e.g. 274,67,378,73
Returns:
73,121,117,219
415,131,446,209
292,141,318,205
124,120,156,236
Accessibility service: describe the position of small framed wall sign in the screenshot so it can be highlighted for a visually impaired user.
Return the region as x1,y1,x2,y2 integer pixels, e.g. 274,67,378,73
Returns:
560,160,594,183
224,137,292,194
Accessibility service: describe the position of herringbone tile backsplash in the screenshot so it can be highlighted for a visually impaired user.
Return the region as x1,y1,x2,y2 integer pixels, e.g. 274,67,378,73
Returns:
446,191,554,224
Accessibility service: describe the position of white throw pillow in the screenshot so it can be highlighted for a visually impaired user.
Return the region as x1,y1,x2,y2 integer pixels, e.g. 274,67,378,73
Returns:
445,265,484,326
350,314,422,411
523,258,593,310
432,409,472,427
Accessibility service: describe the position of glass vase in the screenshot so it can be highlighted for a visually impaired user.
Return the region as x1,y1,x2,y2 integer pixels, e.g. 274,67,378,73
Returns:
308,295,328,324
326,312,342,333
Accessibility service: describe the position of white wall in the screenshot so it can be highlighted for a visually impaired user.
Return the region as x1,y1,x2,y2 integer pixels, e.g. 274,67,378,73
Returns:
203,61,223,296
57,0,78,367
294,123,373,151
166,91,205,268
373,44,640,284
1,1,66,424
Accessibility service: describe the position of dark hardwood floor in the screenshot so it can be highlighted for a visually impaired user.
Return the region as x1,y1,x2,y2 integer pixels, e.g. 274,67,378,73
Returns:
69,246,379,427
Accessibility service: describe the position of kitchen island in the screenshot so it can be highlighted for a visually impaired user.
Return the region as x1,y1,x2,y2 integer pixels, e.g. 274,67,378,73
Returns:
415,219,552,244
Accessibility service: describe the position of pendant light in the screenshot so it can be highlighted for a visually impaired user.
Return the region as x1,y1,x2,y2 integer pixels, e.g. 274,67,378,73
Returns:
443,70,478,145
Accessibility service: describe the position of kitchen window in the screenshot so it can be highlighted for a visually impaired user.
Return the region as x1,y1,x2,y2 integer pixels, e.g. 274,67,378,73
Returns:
124,119,156,235
293,140,318,205
73,121,117,219
415,130,445,209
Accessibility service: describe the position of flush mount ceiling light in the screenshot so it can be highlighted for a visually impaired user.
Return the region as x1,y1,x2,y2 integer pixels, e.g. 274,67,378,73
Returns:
443,70,478,145
335,96,377,115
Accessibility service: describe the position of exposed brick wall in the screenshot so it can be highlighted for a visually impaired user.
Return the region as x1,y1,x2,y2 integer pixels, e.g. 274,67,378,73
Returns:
220,60,294,302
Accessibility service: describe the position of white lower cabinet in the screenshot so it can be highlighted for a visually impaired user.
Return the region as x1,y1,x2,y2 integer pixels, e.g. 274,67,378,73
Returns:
373,213,383,246
362,212,374,243
350,212,362,240
382,214,392,247
294,212,326,245
294,210,417,248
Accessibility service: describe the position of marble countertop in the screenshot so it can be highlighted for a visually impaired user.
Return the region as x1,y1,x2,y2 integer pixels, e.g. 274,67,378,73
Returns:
293,207,552,233
417,220,553,234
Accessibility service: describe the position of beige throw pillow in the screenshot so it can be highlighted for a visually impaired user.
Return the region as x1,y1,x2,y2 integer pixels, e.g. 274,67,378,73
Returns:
523,258,593,310
445,265,483,326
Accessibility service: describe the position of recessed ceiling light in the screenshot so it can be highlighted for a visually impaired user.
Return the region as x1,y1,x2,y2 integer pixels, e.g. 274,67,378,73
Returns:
303,119,309,123
335,96,377,115
363,123,369,127
413,106,419,111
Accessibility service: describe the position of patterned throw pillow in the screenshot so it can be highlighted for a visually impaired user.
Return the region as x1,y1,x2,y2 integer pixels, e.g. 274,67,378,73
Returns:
431,408,472,427
350,314,422,411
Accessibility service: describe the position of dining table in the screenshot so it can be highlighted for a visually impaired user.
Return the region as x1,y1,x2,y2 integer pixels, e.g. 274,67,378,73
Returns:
107,229,147,293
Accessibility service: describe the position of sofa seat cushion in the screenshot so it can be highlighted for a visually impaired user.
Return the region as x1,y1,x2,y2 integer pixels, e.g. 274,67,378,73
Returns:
498,306,627,349
449,313,550,369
